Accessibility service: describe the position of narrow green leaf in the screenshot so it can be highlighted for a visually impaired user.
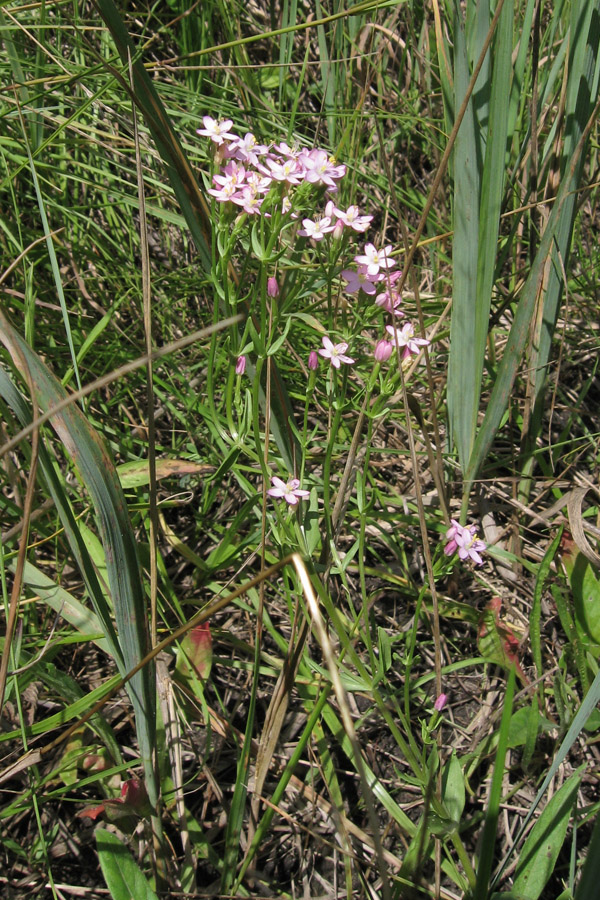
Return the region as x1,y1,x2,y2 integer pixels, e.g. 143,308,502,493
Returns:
512,768,582,900
531,529,563,683
519,0,600,493
0,364,121,658
0,317,157,806
474,666,516,900
94,0,212,272
492,669,600,889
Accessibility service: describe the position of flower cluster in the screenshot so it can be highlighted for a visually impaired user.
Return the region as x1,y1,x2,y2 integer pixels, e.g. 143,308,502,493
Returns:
198,116,347,216
198,116,431,377
444,520,486,566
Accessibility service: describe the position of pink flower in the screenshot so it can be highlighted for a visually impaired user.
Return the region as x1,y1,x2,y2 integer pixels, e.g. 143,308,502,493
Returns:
332,204,373,232
385,322,429,359
229,132,268,165
299,216,335,240
231,187,263,215
374,339,393,362
207,181,238,202
267,276,279,297
208,162,246,200
267,476,310,506
318,335,355,369
434,693,448,712
354,243,396,277
341,266,379,296
196,116,235,145
375,270,403,314
308,350,319,370
261,156,304,184
299,149,346,188
444,519,486,566
235,356,246,375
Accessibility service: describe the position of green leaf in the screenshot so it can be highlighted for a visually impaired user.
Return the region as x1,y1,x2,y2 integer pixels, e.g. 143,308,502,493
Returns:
117,459,212,489
575,808,600,900
474,666,516,900
511,768,582,900
175,622,213,685
0,317,157,807
96,829,159,900
562,536,600,645
442,751,465,825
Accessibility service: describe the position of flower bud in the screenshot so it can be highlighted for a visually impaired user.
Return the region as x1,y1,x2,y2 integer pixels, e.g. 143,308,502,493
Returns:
267,276,279,297
235,355,246,375
434,693,448,712
308,350,319,371
374,339,393,362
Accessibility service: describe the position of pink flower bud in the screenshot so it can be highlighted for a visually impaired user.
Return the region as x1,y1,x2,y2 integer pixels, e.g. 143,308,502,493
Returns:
332,218,344,241
235,355,246,375
374,339,393,362
267,276,279,297
308,350,319,371
434,693,448,712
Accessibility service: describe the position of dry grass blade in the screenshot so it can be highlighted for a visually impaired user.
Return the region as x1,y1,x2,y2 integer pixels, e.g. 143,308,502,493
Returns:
292,553,392,900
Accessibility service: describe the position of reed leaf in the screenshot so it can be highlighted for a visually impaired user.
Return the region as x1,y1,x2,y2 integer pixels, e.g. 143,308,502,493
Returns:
0,314,157,808
446,0,513,474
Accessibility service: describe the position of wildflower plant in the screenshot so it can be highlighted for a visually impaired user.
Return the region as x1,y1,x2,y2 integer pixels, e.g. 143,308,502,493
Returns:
3,3,597,897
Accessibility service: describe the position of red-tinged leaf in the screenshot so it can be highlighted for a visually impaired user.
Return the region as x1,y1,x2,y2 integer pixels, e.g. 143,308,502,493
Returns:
175,622,213,685
478,597,529,684
78,778,152,823
78,803,107,821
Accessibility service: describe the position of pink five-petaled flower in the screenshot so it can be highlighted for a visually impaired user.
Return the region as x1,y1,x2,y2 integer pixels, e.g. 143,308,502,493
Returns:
444,519,486,566
341,266,379,296
299,216,335,240
196,116,234,145
230,132,268,166
318,335,355,369
299,149,346,188
354,243,396,277
231,186,263,215
385,322,429,359
332,204,373,232
267,476,310,506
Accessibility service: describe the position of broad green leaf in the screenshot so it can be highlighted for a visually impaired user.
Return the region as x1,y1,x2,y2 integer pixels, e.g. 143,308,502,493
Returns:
511,768,582,900
96,828,159,900
465,0,600,491
442,751,465,826
574,809,600,900
561,534,600,646
447,8,481,469
175,622,213,686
